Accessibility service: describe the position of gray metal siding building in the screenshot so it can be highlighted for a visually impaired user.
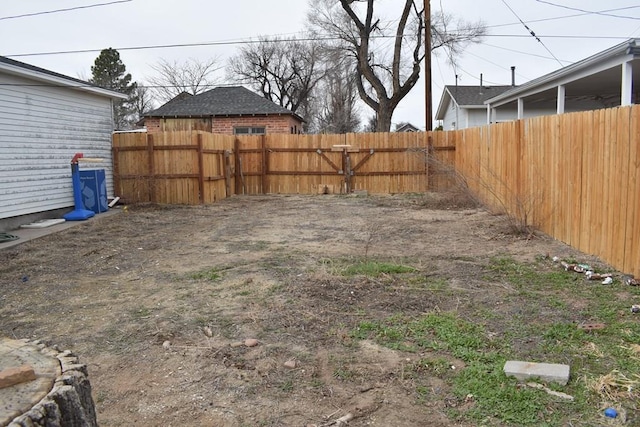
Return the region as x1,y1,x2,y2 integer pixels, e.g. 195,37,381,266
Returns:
0,56,125,221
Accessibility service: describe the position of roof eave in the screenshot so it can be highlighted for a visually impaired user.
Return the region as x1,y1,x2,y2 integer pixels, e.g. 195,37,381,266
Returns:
435,88,454,120
146,112,306,122
0,61,127,99
485,38,640,106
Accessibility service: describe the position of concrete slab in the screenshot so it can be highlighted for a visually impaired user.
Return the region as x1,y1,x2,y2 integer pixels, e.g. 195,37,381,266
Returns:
20,219,66,229
0,209,121,251
504,360,570,385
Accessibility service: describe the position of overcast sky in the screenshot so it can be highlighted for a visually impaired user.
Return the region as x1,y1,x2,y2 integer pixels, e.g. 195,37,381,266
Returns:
2,0,639,130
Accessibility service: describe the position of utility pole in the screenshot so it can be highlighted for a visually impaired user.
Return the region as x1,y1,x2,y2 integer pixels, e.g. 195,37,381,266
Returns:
424,0,432,131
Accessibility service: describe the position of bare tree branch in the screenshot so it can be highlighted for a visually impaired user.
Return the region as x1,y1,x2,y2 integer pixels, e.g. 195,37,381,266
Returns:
147,57,222,103
309,0,485,132
227,36,325,122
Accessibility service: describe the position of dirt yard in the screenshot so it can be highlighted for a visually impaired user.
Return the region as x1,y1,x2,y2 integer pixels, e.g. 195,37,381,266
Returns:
0,194,615,426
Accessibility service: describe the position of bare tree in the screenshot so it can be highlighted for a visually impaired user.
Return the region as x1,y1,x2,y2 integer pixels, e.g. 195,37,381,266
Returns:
363,115,377,133
310,0,485,132
130,84,155,123
228,36,325,121
315,59,361,133
147,58,222,103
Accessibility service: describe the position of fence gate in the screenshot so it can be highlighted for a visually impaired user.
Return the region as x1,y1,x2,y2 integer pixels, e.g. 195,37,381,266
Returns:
232,135,432,195
314,145,375,193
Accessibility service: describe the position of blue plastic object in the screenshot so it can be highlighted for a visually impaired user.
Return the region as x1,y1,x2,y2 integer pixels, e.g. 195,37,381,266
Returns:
604,408,618,418
80,169,108,213
63,161,95,221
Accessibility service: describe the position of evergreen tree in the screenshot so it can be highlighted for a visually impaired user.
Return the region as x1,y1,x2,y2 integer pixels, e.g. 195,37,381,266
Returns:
89,48,137,130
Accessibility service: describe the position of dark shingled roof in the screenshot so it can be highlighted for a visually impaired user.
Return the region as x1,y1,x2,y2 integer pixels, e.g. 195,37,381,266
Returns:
146,86,303,121
445,85,513,105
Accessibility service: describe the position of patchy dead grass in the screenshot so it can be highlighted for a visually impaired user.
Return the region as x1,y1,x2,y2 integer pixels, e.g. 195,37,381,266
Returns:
0,194,639,426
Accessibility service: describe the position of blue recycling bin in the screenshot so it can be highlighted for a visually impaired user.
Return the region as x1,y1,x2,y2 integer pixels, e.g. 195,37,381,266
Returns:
79,169,108,214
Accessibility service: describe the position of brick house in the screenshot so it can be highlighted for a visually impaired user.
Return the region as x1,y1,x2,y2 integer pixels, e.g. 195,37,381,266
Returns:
141,86,304,135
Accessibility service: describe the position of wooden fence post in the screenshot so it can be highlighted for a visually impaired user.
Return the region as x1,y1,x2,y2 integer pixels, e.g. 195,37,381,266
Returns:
224,150,232,197
344,149,352,193
197,133,205,204
112,136,120,197
261,135,268,194
234,138,242,195
147,133,155,203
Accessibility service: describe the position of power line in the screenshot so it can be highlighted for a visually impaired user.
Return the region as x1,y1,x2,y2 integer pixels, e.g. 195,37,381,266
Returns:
4,33,636,59
457,66,505,86
463,50,532,82
4,36,347,58
500,0,564,66
0,82,250,89
534,0,640,21
0,0,133,21
482,42,571,63
483,34,632,39
487,6,640,29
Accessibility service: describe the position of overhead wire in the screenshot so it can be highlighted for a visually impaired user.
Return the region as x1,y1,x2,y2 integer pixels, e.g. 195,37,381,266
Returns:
1,3,636,96
499,0,564,67
487,6,640,28
5,33,636,59
482,34,632,39
481,42,572,63
462,50,532,82
456,67,504,86
534,0,640,21
0,0,133,21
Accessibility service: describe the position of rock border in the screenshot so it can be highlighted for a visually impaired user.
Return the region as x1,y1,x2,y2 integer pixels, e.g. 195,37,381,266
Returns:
8,339,97,427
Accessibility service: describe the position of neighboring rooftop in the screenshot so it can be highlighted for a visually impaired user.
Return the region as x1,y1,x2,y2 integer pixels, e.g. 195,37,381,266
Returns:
446,85,513,106
435,85,513,120
145,86,303,120
395,122,420,132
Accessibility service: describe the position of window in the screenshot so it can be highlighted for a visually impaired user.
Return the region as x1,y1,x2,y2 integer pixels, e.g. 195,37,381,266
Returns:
234,126,266,135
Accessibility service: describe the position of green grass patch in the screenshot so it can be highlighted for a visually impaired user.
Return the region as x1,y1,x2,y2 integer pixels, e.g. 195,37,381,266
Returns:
350,308,633,425
342,261,417,277
131,306,152,319
189,267,222,281
487,256,579,290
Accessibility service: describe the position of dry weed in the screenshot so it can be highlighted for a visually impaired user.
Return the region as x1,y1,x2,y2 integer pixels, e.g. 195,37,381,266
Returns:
587,370,640,401
582,342,604,358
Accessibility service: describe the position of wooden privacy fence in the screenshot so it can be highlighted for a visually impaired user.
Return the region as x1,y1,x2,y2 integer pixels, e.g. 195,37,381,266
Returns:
112,106,639,277
111,131,455,204
112,131,235,204
452,105,640,278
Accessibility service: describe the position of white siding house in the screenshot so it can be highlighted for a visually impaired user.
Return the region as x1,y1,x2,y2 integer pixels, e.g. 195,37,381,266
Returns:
485,39,640,119
0,56,125,226
435,85,514,130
